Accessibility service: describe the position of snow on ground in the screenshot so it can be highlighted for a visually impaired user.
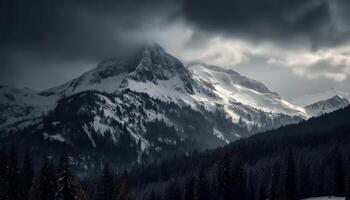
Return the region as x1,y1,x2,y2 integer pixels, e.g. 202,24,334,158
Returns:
303,197,344,200
213,129,230,144
83,124,97,148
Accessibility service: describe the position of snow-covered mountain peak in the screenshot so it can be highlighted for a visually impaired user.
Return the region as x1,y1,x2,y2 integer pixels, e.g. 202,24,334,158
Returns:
292,89,350,106
188,62,274,94
304,95,349,116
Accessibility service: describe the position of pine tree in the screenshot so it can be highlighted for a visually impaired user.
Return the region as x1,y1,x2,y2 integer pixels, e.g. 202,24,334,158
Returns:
346,156,350,200
96,164,116,200
283,150,297,200
258,185,267,200
147,190,159,200
55,154,80,200
117,170,132,200
332,147,345,196
7,148,21,200
184,175,195,200
194,168,209,200
216,153,232,200
268,163,280,200
231,157,245,199
21,150,34,200
32,157,57,200
164,181,181,200
0,148,9,199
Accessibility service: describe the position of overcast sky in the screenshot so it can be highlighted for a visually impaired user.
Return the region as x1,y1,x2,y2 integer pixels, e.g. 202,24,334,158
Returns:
1,0,350,102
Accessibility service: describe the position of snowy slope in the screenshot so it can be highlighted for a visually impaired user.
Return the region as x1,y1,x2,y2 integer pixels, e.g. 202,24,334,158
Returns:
0,44,331,169
0,84,56,129
189,63,309,120
304,95,349,116
292,89,350,106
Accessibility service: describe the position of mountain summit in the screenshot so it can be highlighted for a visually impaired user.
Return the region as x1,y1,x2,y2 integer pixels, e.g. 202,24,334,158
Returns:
0,44,321,169
304,95,349,116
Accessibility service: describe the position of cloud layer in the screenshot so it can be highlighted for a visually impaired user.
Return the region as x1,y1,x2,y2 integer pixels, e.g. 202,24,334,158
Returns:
0,0,349,99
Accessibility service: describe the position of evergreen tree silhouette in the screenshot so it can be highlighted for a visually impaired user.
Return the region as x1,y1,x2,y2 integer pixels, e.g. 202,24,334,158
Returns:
96,164,116,200
164,181,181,200
332,147,345,196
231,157,245,199
117,170,132,200
268,163,280,200
55,154,79,200
216,153,232,200
283,150,297,200
258,185,267,200
194,168,209,200
7,148,21,200
32,157,57,200
345,155,350,200
21,150,34,200
0,148,8,199
184,175,195,200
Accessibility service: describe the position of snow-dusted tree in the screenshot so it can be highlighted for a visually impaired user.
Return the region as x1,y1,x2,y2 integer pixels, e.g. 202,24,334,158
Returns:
55,154,84,200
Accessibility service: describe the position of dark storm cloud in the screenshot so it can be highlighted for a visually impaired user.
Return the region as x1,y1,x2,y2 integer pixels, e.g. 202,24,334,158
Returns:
0,0,179,88
0,0,179,61
1,0,350,92
182,0,350,48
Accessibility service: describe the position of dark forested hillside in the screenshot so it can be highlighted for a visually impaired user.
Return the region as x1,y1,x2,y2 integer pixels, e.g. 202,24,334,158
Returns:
1,106,350,200
126,105,350,199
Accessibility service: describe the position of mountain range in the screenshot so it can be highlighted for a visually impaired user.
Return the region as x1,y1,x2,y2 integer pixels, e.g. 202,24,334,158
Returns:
0,44,348,169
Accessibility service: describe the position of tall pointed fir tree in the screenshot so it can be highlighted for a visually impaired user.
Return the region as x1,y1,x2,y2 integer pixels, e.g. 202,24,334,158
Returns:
346,155,350,200
184,175,195,200
283,150,297,200
164,181,181,200
21,150,34,200
194,168,209,200
32,157,57,200
216,153,232,200
231,157,246,199
258,184,267,200
0,148,9,199
7,148,21,200
268,163,280,200
55,154,81,200
147,190,160,200
331,147,345,196
96,164,116,200
117,169,132,200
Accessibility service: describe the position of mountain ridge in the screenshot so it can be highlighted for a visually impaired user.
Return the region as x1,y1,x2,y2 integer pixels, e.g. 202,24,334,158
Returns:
0,44,343,170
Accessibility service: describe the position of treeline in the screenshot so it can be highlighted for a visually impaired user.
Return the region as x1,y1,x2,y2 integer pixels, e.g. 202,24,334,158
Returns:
131,148,350,200
0,148,132,200
126,106,350,199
